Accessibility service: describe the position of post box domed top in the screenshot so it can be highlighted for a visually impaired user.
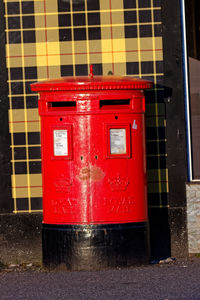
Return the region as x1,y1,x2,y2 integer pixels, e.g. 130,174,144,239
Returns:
31,74,153,92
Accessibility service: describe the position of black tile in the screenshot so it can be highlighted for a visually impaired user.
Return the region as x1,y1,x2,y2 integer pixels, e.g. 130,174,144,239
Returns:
156,61,163,73
147,141,166,156
16,198,29,211
148,193,168,207
8,17,20,29
156,76,164,84
147,156,159,169
146,141,158,155
25,81,34,94
159,141,166,155
142,75,154,82
73,13,86,26
124,11,137,24
92,64,102,75
23,30,36,43
28,132,40,145
126,62,139,75
140,25,152,37
10,68,23,80
158,127,166,139
146,127,157,140
7,2,20,15
74,28,86,40
139,10,151,23
138,0,151,8
87,13,100,25
22,1,34,14
29,161,41,174
87,0,99,10
61,65,74,76
123,0,136,9
75,64,88,76
13,133,26,146
11,82,23,95
25,67,37,80
26,96,38,109
58,0,70,12
9,31,21,44
58,14,71,27
153,0,161,7
145,89,165,104
15,162,27,174
31,197,42,210
154,9,161,22
154,24,162,36
125,25,137,38
14,147,26,160
88,27,101,40
72,0,85,11
22,16,35,29
28,146,41,159
141,61,154,74
59,29,72,41
12,97,24,109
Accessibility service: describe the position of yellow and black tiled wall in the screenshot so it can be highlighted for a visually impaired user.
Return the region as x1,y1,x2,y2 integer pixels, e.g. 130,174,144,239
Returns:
3,0,167,213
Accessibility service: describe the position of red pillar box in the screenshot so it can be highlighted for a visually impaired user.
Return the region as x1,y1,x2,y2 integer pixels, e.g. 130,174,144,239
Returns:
31,70,153,270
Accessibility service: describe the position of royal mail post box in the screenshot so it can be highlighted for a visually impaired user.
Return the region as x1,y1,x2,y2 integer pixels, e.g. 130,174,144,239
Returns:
31,68,153,270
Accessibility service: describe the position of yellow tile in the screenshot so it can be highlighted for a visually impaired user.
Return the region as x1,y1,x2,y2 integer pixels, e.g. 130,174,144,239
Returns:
27,109,39,121
27,120,41,133
15,187,29,198
113,39,126,63
30,174,42,186
99,0,110,10
102,39,113,63
47,42,60,66
141,51,153,61
11,109,25,122
36,42,47,67
10,122,26,134
30,187,43,198
155,37,163,49
155,51,163,61
111,0,124,9
12,174,28,187
126,51,139,62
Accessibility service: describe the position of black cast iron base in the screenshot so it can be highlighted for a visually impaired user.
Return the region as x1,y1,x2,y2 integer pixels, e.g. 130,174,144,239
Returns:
42,222,150,270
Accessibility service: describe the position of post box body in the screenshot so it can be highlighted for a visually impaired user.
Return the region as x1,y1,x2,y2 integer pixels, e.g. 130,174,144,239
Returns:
31,76,152,270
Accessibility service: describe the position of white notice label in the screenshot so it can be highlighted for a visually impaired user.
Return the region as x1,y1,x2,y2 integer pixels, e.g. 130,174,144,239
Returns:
54,130,68,156
110,129,126,154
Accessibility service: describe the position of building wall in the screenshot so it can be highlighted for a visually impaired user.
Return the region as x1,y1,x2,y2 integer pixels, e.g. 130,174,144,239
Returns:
186,183,200,253
3,0,166,215
0,0,190,264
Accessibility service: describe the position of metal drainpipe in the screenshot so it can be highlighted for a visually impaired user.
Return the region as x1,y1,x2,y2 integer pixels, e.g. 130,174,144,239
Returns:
179,0,193,181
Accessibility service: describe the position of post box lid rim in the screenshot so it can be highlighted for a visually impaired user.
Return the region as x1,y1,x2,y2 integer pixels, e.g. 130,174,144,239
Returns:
31,76,153,92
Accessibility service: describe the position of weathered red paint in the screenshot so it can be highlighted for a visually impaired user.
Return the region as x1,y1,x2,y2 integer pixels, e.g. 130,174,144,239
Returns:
31,74,152,225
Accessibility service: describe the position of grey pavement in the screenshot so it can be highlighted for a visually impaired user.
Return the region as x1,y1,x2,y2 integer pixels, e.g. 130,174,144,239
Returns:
0,257,200,300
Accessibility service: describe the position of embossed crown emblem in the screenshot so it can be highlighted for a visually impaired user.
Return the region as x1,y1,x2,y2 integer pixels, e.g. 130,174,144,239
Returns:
108,174,129,191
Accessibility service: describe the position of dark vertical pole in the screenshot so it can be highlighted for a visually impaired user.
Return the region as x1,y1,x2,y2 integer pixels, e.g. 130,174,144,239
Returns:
0,1,12,212
161,0,188,257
